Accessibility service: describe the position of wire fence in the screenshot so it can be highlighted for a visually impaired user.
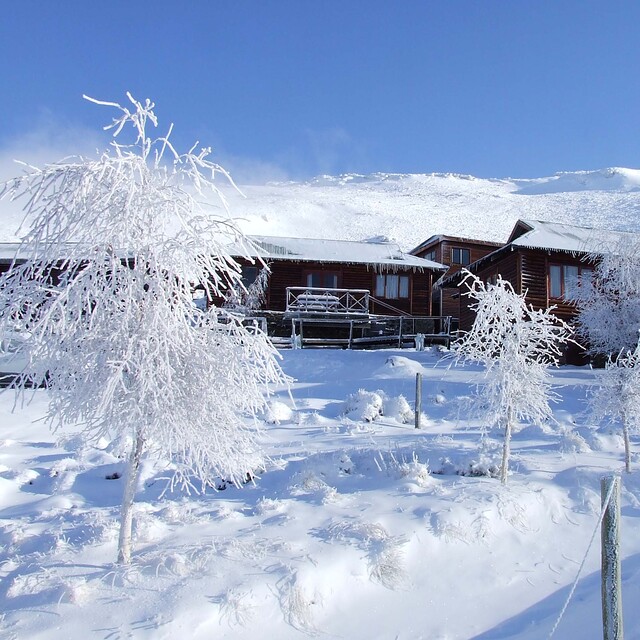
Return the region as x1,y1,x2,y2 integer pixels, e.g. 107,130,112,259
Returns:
547,474,620,639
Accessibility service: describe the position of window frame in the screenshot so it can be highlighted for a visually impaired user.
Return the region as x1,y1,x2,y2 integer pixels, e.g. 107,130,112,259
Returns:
451,247,471,266
375,273,411,300
423,249,437,262
548,263,594,300
303,270,340,289
241,265,259,287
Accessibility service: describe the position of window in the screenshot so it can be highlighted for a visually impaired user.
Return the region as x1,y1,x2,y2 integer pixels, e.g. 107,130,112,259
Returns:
486,272,498,286
375,274,410,299
451,247,471,265
549,264,593,299
424,249,437,262
241,265,258,287
305,271,338,288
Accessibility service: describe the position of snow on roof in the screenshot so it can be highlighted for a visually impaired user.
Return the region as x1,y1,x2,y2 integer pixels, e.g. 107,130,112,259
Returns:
0,243,24,261
0,236,445,272
509,219,638,254
234,235,446,271
437,219,640,289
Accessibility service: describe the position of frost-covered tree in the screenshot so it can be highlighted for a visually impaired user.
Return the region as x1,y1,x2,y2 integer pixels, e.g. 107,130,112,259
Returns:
590,338,640,473
0,94,288,564
568,237,640,358
455,274,571,484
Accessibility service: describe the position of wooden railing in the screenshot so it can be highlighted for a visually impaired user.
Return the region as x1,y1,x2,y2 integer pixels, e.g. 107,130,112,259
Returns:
286,287,370,315
288,314,452,349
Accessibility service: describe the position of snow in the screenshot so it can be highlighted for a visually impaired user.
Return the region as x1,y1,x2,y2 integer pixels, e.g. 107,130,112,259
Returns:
514,167,640,195
2,348,640,639
3,160,640,636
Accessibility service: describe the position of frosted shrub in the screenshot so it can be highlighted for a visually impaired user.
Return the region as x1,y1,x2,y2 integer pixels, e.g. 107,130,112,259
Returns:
343,389,384,422
262,400,294,424
455,274,571,483
342,389,414,424
384,394,414,423
0,94,288,564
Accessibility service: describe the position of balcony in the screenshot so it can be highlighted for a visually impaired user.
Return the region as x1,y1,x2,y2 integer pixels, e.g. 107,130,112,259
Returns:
285,287,370,317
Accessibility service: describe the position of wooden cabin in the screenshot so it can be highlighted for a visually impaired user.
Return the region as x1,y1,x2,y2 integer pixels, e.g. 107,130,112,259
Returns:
231,235,446,315
411,235,501,330
438,219,638,362
227,235,450,347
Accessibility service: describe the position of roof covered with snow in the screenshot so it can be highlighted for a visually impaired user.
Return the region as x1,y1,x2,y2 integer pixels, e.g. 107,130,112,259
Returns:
438,218,640,288
232,235,446,271
508,218,638,254
0,237,445,272
0,243,25,261
411,234,502,255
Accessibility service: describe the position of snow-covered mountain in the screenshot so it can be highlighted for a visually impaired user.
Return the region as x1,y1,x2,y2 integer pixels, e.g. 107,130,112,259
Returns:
226,167,640,250
2,166,639,249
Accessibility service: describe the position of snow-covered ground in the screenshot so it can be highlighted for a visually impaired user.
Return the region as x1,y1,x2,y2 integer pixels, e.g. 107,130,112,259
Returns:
1,347,639,639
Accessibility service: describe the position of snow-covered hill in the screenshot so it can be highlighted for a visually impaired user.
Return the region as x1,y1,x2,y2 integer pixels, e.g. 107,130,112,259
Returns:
2,165,639,249
224,167,640,250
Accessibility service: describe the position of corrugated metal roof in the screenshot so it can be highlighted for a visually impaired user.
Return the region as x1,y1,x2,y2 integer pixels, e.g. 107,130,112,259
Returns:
0,235,447,272
233,235,447,271
509,219,637,254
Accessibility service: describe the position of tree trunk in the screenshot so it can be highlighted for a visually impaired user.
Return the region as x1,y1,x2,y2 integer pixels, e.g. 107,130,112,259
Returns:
623,416,631,474
117,432,145,565
500,407,514,485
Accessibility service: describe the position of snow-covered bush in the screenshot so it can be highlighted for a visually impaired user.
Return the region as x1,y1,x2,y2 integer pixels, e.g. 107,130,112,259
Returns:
343,389,384,422
0,94,288,564
455,273,571,483
434,439,501,478
342,389,414,424
568,236,640,357
384,395,414,424
261,400,294,425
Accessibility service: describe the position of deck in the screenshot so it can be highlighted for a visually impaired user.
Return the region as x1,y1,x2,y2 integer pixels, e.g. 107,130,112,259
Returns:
246,287,451,349
286,314,451,349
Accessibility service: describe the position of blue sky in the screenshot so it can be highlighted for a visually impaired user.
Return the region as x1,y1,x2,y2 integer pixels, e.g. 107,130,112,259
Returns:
1,1,639,182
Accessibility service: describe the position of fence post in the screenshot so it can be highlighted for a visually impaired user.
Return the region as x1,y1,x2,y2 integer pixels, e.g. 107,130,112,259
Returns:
415,372,422,429
601,475,623,640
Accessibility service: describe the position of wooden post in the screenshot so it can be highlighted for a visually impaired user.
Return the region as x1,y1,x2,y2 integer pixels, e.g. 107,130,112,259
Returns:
348,320,354,350
398,316,403,348
415,372,422,429
602,475,623,640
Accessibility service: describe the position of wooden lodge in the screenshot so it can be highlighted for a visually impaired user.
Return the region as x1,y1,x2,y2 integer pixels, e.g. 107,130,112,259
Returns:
228,235,451,348
6,219,636,355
